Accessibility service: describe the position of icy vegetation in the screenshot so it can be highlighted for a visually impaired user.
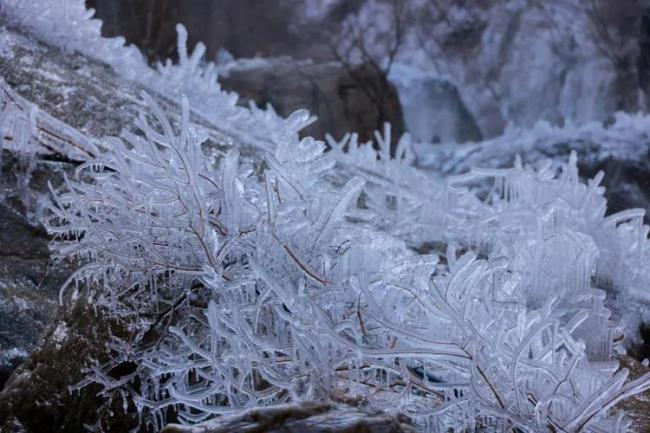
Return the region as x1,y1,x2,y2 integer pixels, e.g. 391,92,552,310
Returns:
37,87,650,432
417,113,650,174
3,1,650,433
0,0,297,155
42,92,650,433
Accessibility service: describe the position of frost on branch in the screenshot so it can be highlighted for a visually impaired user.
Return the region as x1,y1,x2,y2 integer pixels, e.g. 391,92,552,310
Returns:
43,92,370,429
1,0,304,155
42,90,650,433
4,1,650,431
334,124,650,347
329,130,650,431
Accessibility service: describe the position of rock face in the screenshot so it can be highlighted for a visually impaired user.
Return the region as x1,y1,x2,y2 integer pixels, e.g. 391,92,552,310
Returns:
0,149,126,432
0,152,73,388
0,149,128,433
161,402,416,433
0,298,140,433
219,58,405,145
0,19,208,397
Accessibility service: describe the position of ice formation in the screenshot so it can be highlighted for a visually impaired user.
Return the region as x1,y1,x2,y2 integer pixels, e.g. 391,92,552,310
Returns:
44,91,650,433
3,1,650,433
331,0,639,138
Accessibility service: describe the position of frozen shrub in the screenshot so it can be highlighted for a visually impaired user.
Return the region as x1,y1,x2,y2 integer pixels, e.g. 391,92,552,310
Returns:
5,1,650,432
42,94,650,432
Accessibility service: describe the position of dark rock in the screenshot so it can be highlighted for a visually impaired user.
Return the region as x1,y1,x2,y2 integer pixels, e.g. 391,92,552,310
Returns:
578,155,650,220
615,356,650,433
1,417,27,433
0,151,74,389
219,58,405,146
0,297,140,433
630,323,650,363
87,0,312,62
161,402,416,433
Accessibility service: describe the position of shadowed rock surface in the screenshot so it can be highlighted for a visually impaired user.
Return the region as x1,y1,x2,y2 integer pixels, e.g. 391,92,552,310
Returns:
0,18,223,433
616,356,650,433
0,152,73,389
161,402,416,433
0,149,136,433
0,18,206,398
0,297,140,433
219,58,405,145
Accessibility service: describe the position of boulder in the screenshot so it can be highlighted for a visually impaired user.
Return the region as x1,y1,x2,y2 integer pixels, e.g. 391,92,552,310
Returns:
0,148,137,433
0,18,218,396
219,58,405,146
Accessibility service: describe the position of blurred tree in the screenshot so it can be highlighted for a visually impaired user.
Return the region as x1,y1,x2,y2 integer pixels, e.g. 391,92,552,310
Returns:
87,0,308,63
640,6,650,103
579,0,643,112
87,0,180,62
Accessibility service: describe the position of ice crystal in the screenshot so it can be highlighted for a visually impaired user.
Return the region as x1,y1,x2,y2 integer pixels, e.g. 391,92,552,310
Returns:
43,95,650,433
4,1,650,432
